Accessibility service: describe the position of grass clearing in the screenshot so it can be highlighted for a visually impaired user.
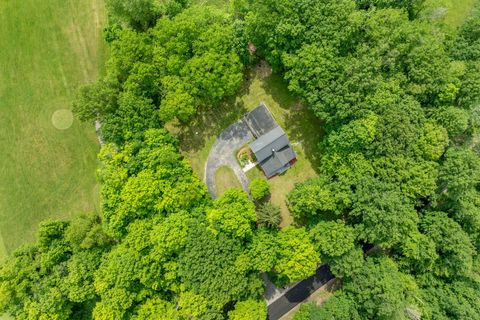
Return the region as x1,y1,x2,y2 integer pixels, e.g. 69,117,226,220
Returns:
423,0,477,28
214,166,243,196
0,0,105,260
168,61,323,227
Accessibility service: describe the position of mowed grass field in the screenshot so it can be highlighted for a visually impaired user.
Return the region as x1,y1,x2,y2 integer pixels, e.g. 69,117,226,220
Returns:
0,0,105,260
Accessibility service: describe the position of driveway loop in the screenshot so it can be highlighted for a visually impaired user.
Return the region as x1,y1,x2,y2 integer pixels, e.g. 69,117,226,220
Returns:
204,119,254,198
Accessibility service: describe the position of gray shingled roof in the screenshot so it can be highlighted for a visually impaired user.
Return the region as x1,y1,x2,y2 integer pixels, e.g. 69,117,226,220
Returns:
250,126,289,161
250,126,296,178
259,146,296,178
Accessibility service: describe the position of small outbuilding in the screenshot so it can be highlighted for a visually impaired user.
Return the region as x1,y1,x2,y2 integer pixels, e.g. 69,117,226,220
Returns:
245,104,296,178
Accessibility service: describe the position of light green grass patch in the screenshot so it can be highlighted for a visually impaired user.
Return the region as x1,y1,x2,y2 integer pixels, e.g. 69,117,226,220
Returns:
0,233,7,263
214,166,243,196
0,0,105,255
246,143,319,228
423,0,477,28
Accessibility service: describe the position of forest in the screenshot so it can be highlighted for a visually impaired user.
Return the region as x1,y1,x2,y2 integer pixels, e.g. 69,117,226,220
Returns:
1,0,480,319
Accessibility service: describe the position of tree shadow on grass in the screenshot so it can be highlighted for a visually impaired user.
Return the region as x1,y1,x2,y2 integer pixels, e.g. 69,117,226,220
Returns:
284,107,324,172
261,71,324,173
262,72,297,110
167,75,253,155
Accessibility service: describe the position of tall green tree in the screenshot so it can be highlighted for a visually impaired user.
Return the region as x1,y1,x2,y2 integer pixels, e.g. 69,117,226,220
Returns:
274,227,319,284
207,189,256,239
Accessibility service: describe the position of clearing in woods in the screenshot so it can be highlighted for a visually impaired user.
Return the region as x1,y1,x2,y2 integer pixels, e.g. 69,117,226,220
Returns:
423,0,477,28
0,0,106,261
167,62,324,228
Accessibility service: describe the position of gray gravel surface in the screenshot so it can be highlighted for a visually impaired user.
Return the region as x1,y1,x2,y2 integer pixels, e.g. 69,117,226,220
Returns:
204,120,254,198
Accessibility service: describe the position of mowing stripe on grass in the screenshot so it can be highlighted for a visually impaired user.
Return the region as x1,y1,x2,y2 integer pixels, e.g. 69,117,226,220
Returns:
0,231,7,263
0,0,105,256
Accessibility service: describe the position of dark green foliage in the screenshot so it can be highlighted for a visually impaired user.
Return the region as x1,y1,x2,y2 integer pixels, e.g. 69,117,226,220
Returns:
457,61,480,110
419,276,480,320
295,258,420,320
395,231,439,275
100,92,162,144
434,106,470,137
437,147,480,241
439,147,480,196
106,0,158,30
420,212,475,278
341,257,420,319
148,6,244,122
451,9,480,61
0,215,109,320
309,220,356,258
352,180,419,247
72,79,119,122
328,246,365,279
245,0,357,70
356,0,426,19
178,226,263,308
73,6,244,143
256,202,281,229
5,0,480,318
258,1,480,313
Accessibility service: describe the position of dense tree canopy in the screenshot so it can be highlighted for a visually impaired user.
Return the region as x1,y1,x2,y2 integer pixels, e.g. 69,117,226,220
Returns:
3,0,480,319
74,5,244,144
245,0,480,317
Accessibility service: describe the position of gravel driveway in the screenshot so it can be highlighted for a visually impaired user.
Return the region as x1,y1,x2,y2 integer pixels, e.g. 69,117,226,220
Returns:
204,120,254,198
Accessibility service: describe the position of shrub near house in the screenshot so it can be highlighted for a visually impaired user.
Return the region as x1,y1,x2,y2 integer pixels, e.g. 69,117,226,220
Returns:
249,178,270,201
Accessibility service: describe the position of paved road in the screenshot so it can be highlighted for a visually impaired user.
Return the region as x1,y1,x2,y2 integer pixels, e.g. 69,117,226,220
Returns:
267,265,334,320
204,120,254,198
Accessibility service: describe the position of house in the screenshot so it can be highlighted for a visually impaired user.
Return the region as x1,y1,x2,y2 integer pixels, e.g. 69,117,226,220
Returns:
244,104,296,178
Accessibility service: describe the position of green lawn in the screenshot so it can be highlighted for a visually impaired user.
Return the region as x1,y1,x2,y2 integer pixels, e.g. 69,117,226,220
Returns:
0,0,105,261
423,0,477,28
168,62,323,227
214,166,243,196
